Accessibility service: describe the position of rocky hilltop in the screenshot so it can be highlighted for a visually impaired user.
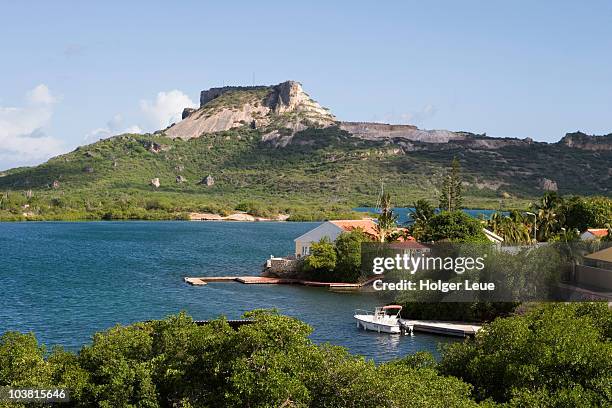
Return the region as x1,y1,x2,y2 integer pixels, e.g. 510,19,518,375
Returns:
166,81,335,145
2,79,609,223
339,122,463,143
558,132,612,151
166,81,612,153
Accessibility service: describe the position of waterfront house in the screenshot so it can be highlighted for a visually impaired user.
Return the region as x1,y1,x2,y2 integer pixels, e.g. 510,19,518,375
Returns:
580,228,609,241
294,219,378,257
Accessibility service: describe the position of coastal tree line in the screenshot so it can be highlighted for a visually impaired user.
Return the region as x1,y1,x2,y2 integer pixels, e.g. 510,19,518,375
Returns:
0,303,609,407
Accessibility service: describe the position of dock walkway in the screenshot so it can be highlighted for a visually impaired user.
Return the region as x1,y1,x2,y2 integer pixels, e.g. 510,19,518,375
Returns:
399,319,482,337
184,276,378,290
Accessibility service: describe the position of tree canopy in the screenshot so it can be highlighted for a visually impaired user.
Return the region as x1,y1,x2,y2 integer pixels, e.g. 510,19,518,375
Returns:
439,157,463,212
1,304,610,407
419,211,488,243
439,302,612,406
0,310,480,408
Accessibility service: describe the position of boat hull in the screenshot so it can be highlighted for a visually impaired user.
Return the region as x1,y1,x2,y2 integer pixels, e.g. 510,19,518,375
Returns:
354,315,401,334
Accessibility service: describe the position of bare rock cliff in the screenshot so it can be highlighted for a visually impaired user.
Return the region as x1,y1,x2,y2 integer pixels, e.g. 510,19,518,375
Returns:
165,81,335,141
339,122,465,143
163,81,612,152
558,132,612,151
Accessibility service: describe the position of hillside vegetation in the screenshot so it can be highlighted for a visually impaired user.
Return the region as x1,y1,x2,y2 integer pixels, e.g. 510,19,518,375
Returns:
0,82,610,221
0,124,610,221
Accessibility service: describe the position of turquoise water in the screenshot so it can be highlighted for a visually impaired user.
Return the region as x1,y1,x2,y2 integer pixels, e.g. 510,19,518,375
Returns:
0,221,455,361
355,207,500,224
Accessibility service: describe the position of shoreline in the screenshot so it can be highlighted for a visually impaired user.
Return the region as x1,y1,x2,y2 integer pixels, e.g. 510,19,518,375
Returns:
0,206,505,223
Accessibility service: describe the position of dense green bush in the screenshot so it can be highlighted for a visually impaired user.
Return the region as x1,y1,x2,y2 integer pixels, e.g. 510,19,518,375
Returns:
420,211,488,243
0,311,480,407
333,230,369,282
302,230,371,282
439,302,612,405
303,238,337,276
1,304,609,406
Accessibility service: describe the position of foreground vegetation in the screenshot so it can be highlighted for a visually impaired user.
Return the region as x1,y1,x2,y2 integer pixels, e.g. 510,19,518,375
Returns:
1,126,610,221
0,303,609,407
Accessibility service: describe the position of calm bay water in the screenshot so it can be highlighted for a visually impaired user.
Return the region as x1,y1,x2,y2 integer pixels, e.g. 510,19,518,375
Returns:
0,221,455,361
355,207,499,224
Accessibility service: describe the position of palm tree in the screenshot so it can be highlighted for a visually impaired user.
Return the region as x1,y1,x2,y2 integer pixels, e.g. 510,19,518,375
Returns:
409,199,435,225
376,192,398,242
409,199,435,241
487,211,532,244
532,192,562,241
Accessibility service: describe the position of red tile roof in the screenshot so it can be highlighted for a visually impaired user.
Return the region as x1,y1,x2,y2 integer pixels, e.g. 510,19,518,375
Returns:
586,228,609,237
330,219,379,237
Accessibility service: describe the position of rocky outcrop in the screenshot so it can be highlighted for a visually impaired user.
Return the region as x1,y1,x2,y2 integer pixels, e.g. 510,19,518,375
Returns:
165,81,335,140
164,80,612,153
558,132,612,151
339,122,464,143
539,178,558,191
144,141,171,154
182,108,196,120
338,123,541,150
199,175,214,187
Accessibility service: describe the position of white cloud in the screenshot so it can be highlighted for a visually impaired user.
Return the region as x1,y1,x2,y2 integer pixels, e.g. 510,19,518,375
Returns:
84,114,142,143
140,90,196,130
26,84,57,105
0,84,65,170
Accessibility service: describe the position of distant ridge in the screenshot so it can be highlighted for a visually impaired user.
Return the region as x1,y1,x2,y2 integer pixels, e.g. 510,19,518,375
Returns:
0,80,610,222
165,81,612,151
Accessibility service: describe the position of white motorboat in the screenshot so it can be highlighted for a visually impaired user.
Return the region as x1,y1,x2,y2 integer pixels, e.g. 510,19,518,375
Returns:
354,305,403,334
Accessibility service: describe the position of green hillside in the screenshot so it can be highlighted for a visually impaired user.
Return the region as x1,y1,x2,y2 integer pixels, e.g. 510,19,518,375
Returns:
0,125,610,221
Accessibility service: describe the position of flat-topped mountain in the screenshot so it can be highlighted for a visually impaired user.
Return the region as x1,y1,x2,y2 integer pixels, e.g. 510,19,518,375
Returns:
166,81,335,145
165,80,611,152
0,80,610,221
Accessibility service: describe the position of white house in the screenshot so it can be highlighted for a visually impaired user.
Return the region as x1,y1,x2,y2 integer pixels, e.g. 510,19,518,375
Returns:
580,228,609,241
293,219,378,257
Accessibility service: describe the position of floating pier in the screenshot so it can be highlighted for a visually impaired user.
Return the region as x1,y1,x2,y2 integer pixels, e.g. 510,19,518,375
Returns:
399,319,481,337
184,276,378,290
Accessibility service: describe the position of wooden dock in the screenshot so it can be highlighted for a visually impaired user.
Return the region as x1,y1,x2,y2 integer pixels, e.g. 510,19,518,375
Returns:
184,275,378,290
399,319,482,337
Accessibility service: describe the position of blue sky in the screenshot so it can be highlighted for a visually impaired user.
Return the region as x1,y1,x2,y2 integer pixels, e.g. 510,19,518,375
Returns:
1,1,611,170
